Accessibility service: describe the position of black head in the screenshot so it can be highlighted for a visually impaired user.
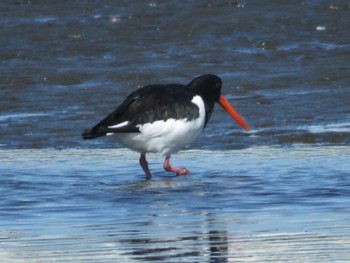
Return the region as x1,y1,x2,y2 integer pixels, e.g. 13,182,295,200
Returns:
187,74,223,125
187,74,222,103
186,74,250,131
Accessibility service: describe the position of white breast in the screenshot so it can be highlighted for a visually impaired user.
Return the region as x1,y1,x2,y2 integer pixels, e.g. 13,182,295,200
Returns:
114,95,206,156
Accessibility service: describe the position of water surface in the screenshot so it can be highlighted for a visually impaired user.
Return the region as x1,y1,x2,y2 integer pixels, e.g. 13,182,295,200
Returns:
1,0,350,262
1,147,350,262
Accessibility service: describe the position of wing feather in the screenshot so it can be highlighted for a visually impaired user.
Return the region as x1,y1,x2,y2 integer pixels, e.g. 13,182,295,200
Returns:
82,84,199,139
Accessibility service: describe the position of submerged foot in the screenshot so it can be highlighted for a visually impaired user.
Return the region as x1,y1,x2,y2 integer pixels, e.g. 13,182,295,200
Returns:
164,166,190,176
163,156,190,176
175,168,190,176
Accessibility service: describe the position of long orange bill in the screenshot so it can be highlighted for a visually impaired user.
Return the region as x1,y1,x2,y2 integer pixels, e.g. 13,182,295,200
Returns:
218,95,250,131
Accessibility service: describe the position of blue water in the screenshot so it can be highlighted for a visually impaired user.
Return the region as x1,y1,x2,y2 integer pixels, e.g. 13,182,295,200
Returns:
1,0,350,261
1,147,350,262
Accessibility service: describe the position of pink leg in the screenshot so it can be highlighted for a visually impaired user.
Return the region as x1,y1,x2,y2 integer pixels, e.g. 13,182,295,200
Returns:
139,153,152,179
163,155,190,176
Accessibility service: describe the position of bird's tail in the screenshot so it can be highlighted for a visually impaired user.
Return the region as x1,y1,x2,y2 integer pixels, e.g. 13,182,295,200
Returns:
82,125,107,139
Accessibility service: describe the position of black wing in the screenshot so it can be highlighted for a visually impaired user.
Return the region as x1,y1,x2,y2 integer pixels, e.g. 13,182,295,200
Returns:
82,84,199,139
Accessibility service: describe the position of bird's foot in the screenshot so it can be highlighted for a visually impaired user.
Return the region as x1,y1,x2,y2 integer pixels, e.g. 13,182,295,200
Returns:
163,156,190,176
164,166,190,176
176,168,190,176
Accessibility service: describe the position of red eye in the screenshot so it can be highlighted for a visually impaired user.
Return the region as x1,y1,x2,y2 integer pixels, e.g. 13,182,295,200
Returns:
215,82,222,89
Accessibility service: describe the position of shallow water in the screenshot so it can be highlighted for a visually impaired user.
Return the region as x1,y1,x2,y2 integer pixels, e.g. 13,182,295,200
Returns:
1,147,350,262
1,0,350,262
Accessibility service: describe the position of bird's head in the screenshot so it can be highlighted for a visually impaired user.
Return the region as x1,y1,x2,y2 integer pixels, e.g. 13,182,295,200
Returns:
188,74,250,131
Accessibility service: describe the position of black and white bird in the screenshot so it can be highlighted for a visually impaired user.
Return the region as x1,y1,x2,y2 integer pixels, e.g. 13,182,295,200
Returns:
82,74,250,179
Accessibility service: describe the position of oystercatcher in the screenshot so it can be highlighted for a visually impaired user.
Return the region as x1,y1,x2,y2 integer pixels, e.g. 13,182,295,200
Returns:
82,74,250,179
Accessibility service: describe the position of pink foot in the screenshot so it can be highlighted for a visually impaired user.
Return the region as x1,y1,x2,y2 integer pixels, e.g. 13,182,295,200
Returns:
163,156,190,176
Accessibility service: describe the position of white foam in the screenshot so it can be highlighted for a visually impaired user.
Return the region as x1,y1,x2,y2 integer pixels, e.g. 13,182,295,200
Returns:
307,122,350,133
0,113,49,122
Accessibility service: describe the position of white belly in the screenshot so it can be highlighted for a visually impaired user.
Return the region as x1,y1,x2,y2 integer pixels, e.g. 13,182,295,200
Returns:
112,96,206,156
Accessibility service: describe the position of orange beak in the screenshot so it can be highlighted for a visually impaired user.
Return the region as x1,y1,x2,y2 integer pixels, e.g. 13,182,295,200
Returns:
218,95,250,131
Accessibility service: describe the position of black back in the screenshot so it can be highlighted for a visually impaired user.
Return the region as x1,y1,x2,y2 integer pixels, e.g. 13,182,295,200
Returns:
83,84,200,138
82,74,223,139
